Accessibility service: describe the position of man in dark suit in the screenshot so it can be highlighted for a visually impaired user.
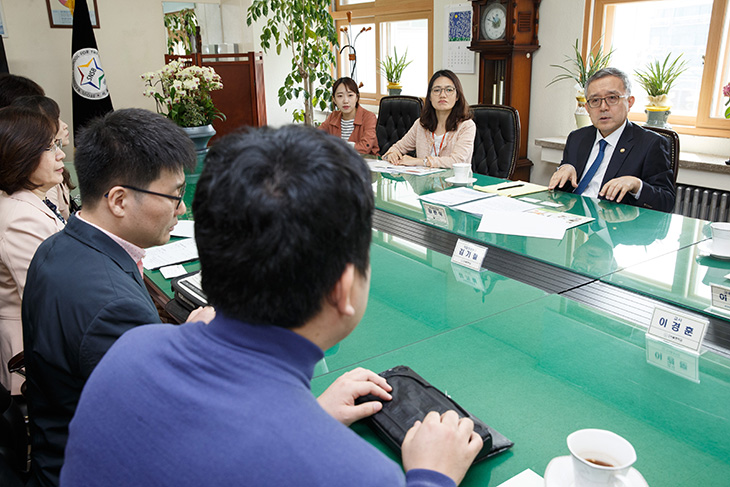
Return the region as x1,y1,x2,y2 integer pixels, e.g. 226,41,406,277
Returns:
548,67,675,213
21,109,214,487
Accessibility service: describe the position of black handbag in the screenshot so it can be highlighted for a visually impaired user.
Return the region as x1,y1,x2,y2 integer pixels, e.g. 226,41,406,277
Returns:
356,365,513,463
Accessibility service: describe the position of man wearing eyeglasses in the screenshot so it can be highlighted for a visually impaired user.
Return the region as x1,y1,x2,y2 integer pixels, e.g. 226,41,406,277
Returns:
21,109,214,487
548,67,675,213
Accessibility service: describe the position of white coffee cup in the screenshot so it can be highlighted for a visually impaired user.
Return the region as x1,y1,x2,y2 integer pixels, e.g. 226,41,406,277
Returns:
710,222,730,256
452,163,471,182
567,429,636,487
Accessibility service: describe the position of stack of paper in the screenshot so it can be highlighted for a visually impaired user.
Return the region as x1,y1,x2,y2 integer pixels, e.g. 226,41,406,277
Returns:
418,187,492,207
474,180,548,197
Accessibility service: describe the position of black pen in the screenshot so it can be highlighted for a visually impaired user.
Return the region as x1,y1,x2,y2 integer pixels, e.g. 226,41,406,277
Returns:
497,183,524,190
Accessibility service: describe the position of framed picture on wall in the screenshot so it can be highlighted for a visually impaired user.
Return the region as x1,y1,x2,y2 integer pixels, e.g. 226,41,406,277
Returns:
0,1,7,36
46,0,100,28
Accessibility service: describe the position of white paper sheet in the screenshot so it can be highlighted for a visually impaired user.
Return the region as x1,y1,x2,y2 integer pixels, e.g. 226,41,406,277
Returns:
367,159,445,176
170,220,195,238
455,194,538,215
477,209,569,239
495,469,543,487
142,238,199,270
418,187,492,207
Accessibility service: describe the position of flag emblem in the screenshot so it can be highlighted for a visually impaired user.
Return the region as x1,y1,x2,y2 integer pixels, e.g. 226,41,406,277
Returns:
72,48,108,100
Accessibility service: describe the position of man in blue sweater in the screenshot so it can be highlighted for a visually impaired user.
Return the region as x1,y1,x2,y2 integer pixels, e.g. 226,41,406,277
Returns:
61,125,482,486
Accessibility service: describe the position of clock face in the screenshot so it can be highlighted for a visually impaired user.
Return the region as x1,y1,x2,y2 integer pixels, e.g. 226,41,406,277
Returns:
481,3,507,41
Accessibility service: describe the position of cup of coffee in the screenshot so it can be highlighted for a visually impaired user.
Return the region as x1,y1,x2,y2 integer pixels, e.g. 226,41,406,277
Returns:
567,429,636,487
452,163,472,182
710,222,730,255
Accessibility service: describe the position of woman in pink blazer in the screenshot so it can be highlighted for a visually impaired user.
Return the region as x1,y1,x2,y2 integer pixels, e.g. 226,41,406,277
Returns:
383,69,475,168
12,95,76,220
0,107,66,394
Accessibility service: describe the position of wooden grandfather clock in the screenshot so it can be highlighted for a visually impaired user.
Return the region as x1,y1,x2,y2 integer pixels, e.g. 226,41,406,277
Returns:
469,0,540,181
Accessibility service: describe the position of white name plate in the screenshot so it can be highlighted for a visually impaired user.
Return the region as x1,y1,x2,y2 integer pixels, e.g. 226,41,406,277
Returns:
710,284,730,313
422,202,449,226
451,238,487,271
647,306,708,354
645,336,699,383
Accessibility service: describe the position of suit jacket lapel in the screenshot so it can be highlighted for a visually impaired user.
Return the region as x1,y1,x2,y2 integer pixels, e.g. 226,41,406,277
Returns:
603,122,635,183
65,216,146,289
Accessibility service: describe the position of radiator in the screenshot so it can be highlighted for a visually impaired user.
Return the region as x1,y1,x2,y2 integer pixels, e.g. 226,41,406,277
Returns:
674,184,730,222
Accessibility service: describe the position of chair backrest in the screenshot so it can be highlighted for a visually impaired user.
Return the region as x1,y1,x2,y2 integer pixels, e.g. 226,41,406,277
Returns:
0,384,27,485
643,125,679,185
470,104,521,179
376,95,423,155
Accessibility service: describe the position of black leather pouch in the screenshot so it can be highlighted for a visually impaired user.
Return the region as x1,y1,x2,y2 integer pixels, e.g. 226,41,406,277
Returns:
356,365,513,463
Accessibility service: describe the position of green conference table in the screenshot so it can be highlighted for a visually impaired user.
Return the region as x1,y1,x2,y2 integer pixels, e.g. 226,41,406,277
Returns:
145,225,730,486
311,290,730,486
143,166,730,485
368,168,730,351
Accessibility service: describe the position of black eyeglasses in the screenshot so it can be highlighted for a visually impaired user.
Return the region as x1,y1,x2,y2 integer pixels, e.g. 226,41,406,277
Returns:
109,183,186,209
586,94,628,109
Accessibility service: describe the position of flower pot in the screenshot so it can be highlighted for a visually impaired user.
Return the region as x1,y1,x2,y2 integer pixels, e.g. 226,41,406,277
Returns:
644,107,671,130
574,102,591,129
181,124,216,183
181,124,216,152
387,82,402,96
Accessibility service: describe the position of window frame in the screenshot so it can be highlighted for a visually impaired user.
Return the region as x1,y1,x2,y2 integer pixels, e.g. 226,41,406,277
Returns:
331,0,433,107
583,0,730,138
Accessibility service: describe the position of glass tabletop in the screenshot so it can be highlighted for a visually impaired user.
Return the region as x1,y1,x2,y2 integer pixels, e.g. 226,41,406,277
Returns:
315,230,548,375
311,292,730,486
601,236,730,320
373,170,708,282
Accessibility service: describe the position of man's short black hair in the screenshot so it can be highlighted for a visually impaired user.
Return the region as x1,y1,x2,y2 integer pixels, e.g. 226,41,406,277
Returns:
0,74,44,108
75,108,196,208
193,125,374,328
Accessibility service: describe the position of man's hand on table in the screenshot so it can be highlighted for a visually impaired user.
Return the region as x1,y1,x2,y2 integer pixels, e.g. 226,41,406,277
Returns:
599,176,641,204
317,367,392,426
402,410,483,485
186,306,216,324
548,164,578,191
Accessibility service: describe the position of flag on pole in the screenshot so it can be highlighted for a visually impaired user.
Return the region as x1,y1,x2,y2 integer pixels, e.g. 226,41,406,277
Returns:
0,36,9,74
71,0,112,142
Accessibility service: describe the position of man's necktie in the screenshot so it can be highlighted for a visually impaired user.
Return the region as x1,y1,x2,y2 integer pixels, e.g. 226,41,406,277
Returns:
574,139,608,195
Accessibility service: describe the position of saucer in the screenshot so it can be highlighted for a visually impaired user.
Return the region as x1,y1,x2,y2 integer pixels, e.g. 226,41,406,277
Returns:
698,240,730,260
544,456,648,487
445,176,476,185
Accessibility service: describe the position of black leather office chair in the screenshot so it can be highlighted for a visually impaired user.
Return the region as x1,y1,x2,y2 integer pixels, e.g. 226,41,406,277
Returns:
376,95,423,155
470,104,520,179
644,125,679,185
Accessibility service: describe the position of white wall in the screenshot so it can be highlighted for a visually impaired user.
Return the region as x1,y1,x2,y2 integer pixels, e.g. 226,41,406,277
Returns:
3,0,726,169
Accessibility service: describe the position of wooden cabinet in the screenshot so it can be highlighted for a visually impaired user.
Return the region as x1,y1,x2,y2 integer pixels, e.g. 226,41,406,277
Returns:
469,0,540,181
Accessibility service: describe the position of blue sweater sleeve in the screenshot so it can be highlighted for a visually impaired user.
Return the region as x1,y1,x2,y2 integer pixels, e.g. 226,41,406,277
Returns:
406,468,457,487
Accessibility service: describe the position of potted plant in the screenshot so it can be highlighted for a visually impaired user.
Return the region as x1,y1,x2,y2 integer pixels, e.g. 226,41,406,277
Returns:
549,39,613,128
381,48,412,96
246,0,337,126
141,60,225,174
634,53,688,129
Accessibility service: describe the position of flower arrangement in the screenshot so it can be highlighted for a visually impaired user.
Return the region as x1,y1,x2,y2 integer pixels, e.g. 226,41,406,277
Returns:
723,82,730,119
141,60,225,128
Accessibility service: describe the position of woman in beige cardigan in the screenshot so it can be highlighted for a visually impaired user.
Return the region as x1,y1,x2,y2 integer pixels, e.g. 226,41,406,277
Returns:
0,107,66,394
383,69,475,168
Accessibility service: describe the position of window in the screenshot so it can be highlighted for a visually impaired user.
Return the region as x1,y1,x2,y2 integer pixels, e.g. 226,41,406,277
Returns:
586,0,730,137
332,0,433,105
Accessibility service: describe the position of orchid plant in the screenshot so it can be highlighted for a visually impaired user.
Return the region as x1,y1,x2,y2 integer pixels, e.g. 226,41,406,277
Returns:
723,82,730,119
141,60,225,128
